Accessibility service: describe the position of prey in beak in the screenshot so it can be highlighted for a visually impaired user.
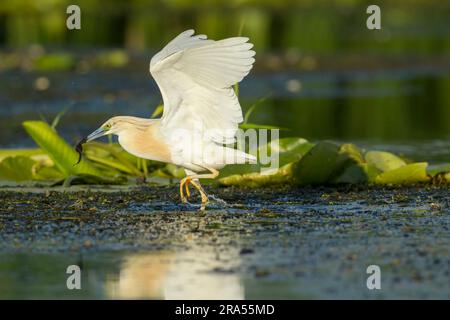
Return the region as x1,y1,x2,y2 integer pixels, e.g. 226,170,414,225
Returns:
74,137,87,165
74,126,109,165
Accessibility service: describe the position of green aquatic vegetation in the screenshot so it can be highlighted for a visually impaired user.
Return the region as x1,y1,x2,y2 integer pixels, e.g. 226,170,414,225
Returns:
34,53,75,71
82,142,142,176
0,148,47,162
219,162,296,187
375,163,430,184
293,141,341,185
218,136,313,185
0,156,35,181
95,50,129,68
23,121,102,177
0,119,449,187
0,50,130,72
365,151,407,172
271,137,314,166
427,163,450,176
218,140,449,187
0,120,168,185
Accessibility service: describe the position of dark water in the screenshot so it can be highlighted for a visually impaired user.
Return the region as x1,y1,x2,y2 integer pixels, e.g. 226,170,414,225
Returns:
1,186,449,299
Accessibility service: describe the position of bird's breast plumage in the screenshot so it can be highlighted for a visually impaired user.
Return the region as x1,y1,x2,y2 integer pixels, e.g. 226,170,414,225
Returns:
118,122,172,164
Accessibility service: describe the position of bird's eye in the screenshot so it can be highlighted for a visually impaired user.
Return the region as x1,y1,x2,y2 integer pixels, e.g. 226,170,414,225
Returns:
104,123,112,130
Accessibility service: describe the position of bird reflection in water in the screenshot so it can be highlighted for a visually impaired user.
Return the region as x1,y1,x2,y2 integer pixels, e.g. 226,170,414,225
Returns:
105,248,244,299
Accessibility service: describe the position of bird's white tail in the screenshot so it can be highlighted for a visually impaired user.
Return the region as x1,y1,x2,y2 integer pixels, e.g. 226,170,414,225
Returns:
226,147,257,164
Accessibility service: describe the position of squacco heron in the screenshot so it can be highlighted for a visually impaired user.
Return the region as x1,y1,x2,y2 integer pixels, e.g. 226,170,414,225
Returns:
84,30,256,210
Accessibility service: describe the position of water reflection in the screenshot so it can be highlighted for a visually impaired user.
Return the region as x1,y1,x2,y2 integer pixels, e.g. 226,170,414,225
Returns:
0,247,244,299
105,252,172,299
105,248,244,300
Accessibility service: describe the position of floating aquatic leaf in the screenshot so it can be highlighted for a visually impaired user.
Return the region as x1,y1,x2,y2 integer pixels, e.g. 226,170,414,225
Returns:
292,141,341,185
330,144,374,184
274,137,314,166
33,165,64,181
219,162,295,187
0,156,36,181
0,148,45,162
334,162,381,184
365,151,406,172
218,137,312,179
375,162,430,184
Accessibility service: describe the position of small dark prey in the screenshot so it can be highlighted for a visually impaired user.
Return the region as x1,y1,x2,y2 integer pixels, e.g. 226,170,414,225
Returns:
74,137,87,165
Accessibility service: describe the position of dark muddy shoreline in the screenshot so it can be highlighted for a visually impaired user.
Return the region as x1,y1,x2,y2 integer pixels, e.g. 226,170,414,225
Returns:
0,185,449,299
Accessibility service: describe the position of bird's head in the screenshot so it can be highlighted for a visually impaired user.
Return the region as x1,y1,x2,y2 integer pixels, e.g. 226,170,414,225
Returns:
86,117,120,142
86,116,154,142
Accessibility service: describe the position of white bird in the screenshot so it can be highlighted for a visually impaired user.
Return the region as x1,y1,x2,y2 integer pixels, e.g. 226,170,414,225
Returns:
85,29,257,210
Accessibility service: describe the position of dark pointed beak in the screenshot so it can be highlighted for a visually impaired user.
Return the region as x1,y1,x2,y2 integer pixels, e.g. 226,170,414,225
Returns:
86,127,107,142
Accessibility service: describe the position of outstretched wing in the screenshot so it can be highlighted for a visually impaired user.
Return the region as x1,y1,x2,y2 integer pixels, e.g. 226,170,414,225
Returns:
149,29,255,144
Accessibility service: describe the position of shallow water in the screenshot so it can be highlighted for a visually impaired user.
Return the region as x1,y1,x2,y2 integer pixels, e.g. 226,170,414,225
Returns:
1,186,449,299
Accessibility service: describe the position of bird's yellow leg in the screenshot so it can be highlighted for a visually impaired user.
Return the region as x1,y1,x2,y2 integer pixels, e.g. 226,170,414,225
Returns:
184,179,191,198
179,177,191,203
186,167,220,211
189,167,220,181
179,180,185,202
190,179,209,210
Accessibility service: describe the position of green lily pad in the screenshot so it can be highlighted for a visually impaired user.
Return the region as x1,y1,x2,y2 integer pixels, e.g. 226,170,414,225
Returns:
0,156,36,181
375,162,430,184
365,151,406,172
0,148,44,162
219,162,295,187
333,163,370,184
219,137,313,178
292,141,341,185
33,165,65,180
331,144,380,184
275,137,314,166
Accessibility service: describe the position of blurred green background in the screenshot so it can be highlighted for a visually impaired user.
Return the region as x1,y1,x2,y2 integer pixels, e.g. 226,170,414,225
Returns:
0,0,449,162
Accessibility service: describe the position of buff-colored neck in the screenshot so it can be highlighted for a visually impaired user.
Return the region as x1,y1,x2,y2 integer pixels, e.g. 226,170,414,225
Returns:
117,119,172,163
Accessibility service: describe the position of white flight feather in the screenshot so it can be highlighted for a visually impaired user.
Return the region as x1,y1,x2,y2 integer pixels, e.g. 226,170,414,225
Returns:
149,29,255,147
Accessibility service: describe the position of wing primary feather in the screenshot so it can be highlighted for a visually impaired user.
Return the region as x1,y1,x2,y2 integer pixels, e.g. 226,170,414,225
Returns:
149,30,255,148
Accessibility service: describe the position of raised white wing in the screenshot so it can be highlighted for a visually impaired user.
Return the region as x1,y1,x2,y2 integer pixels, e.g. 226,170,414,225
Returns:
149,29,255,144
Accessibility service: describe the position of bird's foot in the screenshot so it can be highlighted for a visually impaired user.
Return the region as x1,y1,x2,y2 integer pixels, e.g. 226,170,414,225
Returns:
199,193,209,212
189,179,209,211
180,177,211,211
